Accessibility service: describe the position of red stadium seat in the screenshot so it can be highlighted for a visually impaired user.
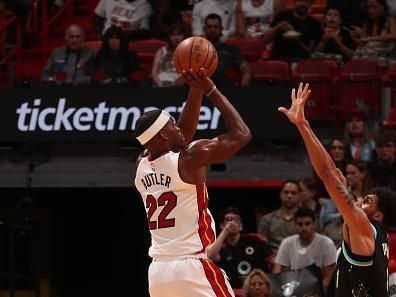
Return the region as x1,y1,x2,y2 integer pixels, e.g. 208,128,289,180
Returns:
337,59,381,117
226,38,265,62
128,39,167,63
383,107,396,130
292,60,339,120
250,60,290,82
82,40,102,53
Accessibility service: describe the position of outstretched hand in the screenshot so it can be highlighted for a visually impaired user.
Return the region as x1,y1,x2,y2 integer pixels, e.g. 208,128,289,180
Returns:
278,82,311,125
182,68,215,94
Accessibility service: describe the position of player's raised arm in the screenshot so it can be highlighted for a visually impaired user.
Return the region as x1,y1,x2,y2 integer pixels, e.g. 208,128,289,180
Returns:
182,79,251,166
278,83,374,256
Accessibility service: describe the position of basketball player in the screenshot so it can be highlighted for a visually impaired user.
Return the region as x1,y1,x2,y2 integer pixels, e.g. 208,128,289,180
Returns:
279,82,396,297
134,68,251,297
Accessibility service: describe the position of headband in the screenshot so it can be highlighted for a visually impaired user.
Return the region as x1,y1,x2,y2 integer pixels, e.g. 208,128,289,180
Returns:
136,110,171,145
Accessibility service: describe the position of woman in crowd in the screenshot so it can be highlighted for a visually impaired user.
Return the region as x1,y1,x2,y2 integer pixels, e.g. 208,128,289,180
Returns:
345,159,373,200
299,177,319,212
151,22,186,87
242,269,272,297
235,0,284,38
93,26,140,85
353,0,396,56
314,7,356,60
344,113,375,161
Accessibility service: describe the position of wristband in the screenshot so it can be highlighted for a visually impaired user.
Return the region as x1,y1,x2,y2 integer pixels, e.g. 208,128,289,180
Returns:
206,85,217,97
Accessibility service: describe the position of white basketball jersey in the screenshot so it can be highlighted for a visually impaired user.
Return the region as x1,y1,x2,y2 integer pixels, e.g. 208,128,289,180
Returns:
135,151,216,258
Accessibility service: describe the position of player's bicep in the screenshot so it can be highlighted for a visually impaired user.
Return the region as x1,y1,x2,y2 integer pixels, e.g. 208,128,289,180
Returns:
198,135,246,165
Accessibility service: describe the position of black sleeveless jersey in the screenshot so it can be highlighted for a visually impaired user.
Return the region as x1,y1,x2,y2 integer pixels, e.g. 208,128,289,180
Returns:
335,223,389,297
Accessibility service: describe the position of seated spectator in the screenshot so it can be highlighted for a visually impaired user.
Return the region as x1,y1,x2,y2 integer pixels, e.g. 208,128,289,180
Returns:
151,23,186,87
298,177,319,212
41,25,95,86
203,13,251,87
273,208,337,290
258,180,300,252
93,26,140,85
368,129,396,190
235,0,285,38
346,160,373,200
387,0,396,16
192,0,236,40
326,0,367,27
344,112,375,161
314,7,356,61
262,0,322,63
353,0,396,56
207,207,274,289
242,269,272,297
94,0,152,41
320,199,343,248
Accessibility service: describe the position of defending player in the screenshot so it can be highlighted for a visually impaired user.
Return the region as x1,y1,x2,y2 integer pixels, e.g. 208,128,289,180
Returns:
279,82,396,297
134,68,251,297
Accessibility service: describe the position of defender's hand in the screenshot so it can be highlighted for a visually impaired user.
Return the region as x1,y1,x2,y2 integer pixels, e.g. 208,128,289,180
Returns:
278,82,311,125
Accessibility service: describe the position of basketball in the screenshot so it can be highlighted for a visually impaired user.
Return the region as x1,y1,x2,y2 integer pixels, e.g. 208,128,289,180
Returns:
173,37,218,77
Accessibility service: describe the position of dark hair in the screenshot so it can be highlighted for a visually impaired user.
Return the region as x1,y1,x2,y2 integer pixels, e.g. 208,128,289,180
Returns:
218,207,242,223
205,13,222,26
281,179,301,191
300,177,318,192
374,129,396,146
166,23,186,51
324,6,343,21
373,187,396,228
295,207,316,222
346,160,373,197
365,0,388,36
99,26,129,57
135,110,162,138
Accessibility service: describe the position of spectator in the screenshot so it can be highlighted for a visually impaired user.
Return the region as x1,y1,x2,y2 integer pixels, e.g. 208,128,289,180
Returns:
235,0,285,38
387,0,396,16
41,25,95,86
208,207,274,289
353,0,396,56
203,13,251,87
258,180,300,252
314,7,356,61
262,0,322,63
94,0,152,41
320,199,343,248
4,0,30,48
192,0,236,40
93,26,140,85
344,112,375,161
346,160,373,200
326,0,367,27
298,177,319,212
242,269,272,297
151,23,186,87
273,208,337,290
368,129,396,190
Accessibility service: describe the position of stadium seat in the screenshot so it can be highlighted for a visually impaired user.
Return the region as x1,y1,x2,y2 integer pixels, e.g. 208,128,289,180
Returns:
250,60,290,82
337,59,381,117
226,38,265,62
82,40,102,53
128,39,167,63
383,107,396,130
292,60,339,120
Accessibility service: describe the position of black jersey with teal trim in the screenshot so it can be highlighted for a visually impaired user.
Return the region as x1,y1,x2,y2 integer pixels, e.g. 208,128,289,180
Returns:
335,223,389,297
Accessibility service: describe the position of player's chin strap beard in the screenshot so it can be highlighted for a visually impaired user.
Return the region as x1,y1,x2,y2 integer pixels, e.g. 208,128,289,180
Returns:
136,111,171,145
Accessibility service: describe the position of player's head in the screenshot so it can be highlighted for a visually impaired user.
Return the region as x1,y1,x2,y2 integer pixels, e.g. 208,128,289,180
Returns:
218,207,243,234
361,187,396,227
294,207,316,241
135,110,184,152
279,180,300,209
204,13,222,43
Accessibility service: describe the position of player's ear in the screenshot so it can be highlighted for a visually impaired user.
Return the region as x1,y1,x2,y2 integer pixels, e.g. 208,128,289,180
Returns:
373,210,384,224
159,129,168,141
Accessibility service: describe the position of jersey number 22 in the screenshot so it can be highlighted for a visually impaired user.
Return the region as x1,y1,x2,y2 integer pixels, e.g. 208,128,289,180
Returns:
146,192,177,230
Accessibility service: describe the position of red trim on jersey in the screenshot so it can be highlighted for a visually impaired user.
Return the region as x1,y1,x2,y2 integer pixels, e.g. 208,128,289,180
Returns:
200,259,233,297
196,184,215,249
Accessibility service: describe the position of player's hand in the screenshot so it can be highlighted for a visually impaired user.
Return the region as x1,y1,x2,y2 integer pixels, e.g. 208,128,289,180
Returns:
182,68,215,94
278,82,311,125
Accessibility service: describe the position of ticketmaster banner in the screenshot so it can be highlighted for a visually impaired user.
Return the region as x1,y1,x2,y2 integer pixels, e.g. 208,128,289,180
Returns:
0,86,297,143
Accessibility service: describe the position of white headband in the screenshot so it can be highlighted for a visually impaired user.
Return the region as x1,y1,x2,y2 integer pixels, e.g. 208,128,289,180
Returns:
136,110,171,145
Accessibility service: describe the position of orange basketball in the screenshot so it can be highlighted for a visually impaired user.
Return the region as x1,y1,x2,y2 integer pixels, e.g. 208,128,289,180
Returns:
173,37,218,77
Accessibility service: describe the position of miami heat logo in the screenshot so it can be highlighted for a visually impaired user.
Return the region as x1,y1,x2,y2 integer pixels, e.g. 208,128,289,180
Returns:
281,280,300,297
